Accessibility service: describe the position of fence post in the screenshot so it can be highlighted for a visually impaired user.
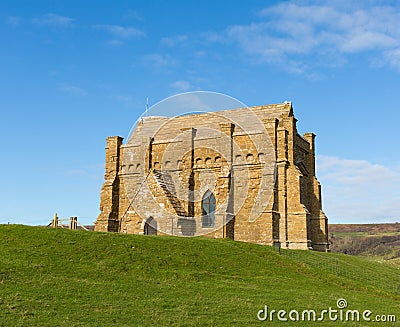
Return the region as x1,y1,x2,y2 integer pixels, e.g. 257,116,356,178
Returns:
51,213,58,228
69,217,77,230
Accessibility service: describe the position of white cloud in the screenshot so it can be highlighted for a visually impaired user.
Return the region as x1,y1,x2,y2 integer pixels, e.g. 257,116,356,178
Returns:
123,10,143,21
163,93,214,113
202,31,225,43
170,80,192,92
93,24,145,38
384,48,400,70
142,53,175,68
60,84,88,96
161,34,188,47
316,155,400,223
338,30,396,53
223,2,400,72
32,13,74,28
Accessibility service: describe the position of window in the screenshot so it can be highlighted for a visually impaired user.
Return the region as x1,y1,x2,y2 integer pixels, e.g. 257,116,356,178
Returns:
202,190,215,228
144,217,157,235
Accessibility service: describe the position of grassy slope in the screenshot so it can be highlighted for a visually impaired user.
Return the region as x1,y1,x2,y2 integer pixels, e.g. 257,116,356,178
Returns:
0,225,399,326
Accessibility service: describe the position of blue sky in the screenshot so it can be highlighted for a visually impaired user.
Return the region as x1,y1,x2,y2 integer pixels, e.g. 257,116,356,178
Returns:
1,0,400,225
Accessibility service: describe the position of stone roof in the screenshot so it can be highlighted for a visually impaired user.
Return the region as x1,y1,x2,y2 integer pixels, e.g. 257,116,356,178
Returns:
127,102,293,144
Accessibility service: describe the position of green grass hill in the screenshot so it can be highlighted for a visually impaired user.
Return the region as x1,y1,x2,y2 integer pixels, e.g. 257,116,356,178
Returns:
1,225,399,326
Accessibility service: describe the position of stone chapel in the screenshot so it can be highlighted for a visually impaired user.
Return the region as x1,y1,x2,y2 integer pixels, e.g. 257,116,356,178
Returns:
94,101,329,251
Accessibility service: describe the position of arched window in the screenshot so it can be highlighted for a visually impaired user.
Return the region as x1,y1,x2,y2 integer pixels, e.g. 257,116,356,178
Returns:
202,190,215,228
144,217,157,235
